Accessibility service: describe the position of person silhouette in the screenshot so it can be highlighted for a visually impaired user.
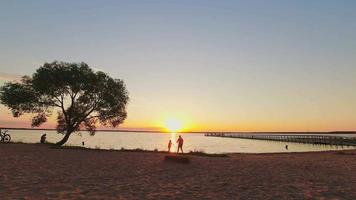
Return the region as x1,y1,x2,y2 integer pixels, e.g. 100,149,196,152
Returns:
168,140,172,152
40,134,47,144
176,135,184,153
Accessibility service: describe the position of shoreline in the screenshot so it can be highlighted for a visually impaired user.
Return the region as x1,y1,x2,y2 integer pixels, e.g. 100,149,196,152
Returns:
5,141,356,156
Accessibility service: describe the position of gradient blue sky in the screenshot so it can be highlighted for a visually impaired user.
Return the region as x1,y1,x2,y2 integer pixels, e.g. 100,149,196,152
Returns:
1,0,356,131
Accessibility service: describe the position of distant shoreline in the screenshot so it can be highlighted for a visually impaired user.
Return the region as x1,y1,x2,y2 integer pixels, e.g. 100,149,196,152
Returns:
1,127,356,134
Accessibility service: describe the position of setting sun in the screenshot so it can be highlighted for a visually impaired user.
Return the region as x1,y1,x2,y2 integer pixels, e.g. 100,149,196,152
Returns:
165,118,182,132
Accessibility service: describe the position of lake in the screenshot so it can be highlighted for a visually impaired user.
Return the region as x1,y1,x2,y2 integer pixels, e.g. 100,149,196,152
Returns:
6,130,356,154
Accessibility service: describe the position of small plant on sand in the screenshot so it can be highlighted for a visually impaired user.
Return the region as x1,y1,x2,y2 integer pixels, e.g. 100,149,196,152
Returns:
0,61,129,146
190,149,206,154
164,155,191,164
188,149,228,157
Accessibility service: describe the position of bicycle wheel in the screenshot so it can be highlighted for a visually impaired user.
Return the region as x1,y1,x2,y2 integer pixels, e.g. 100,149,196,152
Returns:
3,134,11,142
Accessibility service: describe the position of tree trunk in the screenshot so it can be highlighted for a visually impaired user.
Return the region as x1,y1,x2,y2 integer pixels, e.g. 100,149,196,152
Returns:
55,131,72,146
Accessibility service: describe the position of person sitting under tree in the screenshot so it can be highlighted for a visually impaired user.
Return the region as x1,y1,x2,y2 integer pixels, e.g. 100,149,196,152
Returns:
40,134,47,144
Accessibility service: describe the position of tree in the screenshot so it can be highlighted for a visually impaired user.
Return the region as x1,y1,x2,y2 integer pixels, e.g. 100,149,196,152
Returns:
0,61,129,145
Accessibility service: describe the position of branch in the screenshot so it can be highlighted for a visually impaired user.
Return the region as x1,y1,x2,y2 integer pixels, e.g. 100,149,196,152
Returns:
70,92,77,109
63,87,71,96
53,96,62,105
87,115,100,120
59,95,69,125
72,102,98,130
51,102,62,108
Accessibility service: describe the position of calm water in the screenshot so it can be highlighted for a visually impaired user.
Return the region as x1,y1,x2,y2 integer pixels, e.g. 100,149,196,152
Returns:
7,130,356,154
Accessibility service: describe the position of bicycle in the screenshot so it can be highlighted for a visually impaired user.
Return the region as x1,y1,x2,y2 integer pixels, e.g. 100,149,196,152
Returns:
0,130,11,143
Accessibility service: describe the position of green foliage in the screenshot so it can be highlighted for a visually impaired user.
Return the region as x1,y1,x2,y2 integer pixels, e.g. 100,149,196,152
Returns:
0,61,129,145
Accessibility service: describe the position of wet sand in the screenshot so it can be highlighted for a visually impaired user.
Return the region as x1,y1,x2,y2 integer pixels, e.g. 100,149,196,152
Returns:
1,143,356,199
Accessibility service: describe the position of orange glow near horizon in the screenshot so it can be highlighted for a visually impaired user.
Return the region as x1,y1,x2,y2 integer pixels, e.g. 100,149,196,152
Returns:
155,113,195,132
1,102,356,132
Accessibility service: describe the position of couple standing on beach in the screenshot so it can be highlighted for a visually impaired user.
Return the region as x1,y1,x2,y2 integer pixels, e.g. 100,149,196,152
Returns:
168,135,184,153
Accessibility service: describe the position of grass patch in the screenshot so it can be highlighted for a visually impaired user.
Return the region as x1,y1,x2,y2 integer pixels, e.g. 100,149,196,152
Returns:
164,155,190,164
188,149,228,157
4,141,25,144
336,151,356,155
51,145,88,150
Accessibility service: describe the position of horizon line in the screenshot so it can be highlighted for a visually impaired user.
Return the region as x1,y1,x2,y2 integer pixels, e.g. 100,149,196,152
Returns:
1,127,356,134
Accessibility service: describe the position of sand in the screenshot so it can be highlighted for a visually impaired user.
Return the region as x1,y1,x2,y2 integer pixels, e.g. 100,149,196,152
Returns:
1,143,356,199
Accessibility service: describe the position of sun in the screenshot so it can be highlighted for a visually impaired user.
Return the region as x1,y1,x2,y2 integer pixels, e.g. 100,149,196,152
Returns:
165,118,182,132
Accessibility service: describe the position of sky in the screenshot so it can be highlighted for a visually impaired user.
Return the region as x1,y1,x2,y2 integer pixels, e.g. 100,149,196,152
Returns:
0,0,356,132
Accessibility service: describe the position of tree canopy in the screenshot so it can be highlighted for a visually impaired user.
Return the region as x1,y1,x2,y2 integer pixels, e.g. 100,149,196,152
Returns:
0,61,129,145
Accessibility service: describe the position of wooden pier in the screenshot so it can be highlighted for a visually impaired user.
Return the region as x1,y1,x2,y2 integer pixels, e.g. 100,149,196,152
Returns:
205,133,356,146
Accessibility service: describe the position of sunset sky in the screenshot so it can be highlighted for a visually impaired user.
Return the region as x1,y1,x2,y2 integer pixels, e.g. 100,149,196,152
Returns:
1,0,356,132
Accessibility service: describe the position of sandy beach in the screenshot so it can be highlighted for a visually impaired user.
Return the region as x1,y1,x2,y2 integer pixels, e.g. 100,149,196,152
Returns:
1,143,356,199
